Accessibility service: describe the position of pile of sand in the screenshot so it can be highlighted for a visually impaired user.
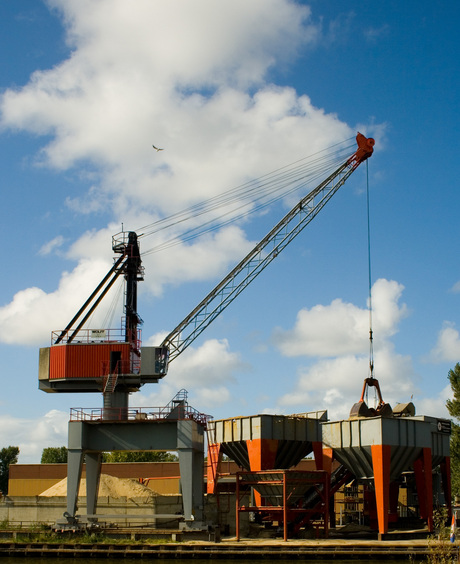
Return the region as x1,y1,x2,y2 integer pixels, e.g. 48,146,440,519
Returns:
39,474,156,499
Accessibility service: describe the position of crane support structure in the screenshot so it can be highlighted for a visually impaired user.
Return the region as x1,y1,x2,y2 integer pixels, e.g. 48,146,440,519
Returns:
161,133,374,362
54,231,143,347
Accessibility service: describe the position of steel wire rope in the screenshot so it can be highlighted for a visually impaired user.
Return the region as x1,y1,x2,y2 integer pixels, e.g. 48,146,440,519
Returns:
101,277,124,329
141,155,348,256
137,154,343,244
137,143,354,241
138,140,356,257
366,159,374,374
82,276,124,332
365,159,377,409
135,138,354,237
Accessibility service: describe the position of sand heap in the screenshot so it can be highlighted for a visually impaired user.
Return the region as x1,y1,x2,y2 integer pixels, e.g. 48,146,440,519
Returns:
39,474,156,499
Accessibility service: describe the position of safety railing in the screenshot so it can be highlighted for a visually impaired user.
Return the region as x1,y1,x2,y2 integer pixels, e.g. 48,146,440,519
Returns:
51,327,141,346
101,358,141,378
70,406,212,427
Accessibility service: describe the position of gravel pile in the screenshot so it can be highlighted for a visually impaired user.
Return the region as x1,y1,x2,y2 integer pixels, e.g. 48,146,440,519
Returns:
39,473,157,499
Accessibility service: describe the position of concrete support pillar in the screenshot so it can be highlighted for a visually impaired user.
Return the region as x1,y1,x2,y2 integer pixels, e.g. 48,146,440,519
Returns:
103,390,129,420
60,418,205,530
65,449,84,522
371,444,391,535
178,448,204,525
177,420,204,527
85,452,102,518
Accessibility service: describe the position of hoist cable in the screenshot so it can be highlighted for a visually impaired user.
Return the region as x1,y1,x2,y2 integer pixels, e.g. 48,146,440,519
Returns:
366,159,375,379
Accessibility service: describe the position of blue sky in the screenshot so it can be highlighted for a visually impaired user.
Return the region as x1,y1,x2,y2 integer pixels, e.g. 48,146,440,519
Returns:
1,1,459,463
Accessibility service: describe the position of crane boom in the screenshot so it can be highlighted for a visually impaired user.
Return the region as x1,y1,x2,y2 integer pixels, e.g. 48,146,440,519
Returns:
161,133,374,362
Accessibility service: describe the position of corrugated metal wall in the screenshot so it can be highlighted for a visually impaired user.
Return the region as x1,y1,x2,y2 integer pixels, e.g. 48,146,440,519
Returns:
49,343,131,379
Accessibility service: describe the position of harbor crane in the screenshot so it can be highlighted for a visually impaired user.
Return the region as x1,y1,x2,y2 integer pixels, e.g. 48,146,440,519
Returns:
39,133,374,406
38,133,374,530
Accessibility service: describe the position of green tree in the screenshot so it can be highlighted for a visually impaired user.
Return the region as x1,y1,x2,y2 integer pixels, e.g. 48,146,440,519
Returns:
103,451,178,463
446,363,460,498
0,446,19,494
41,446,68,464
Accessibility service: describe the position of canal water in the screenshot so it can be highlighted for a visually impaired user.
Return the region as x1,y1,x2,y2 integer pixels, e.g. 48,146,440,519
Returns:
0,558,417,563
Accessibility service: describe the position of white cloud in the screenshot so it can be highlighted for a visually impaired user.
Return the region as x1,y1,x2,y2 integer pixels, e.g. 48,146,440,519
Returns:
428,322,460,363
271,279,414,420
277,345,416,421
450,281,460,294
0,259,112,345
273,278,406,358
0,410,68,464
0,1,367,347
136,338,247,411
38,235,66,256
168,338,247,394
140,225,256,296
415,384,451,420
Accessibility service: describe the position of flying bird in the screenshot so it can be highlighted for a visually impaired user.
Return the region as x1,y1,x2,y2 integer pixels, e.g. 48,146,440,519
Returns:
152,144,164,152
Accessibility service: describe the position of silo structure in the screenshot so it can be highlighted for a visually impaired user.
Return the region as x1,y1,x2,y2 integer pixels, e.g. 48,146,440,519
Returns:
321,415,451,535
207,412,326,494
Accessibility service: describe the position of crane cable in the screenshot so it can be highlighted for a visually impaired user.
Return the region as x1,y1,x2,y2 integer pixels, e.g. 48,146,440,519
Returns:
366,159,375,404
81,277,124,331
135,138,356,257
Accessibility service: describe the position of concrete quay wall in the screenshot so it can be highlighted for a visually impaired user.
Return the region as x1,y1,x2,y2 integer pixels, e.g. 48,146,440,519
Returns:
0,493,243,535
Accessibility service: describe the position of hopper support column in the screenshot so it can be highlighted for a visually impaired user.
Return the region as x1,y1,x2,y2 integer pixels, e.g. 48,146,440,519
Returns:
440,456,452,518
312,441,324,469
320,447,334,474
207,443,223,495
246,439,278,506
246,438,278,471
371,444,391,535
413,447,434,532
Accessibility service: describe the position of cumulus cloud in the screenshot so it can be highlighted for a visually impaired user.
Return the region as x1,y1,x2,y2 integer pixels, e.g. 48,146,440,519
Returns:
135,338,247,410
271,279,414,420
428,322,460,363
38,235,66,256
276,344,415,421
0,0,368,347
0,259,112,345
273,279,406,358
167,338,248,407
0,410,68,464
415,384,451,420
